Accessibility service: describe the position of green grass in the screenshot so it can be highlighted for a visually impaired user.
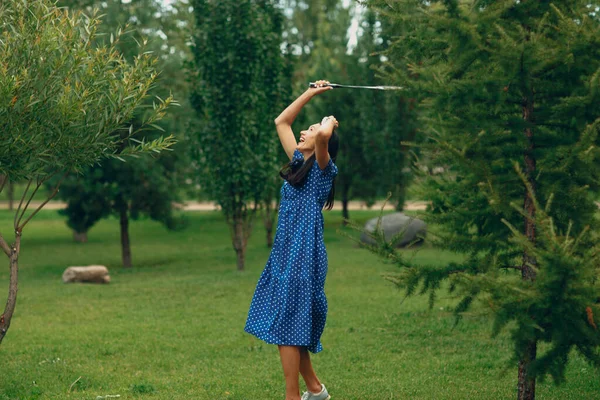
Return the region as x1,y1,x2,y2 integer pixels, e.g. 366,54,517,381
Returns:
0,210,598,399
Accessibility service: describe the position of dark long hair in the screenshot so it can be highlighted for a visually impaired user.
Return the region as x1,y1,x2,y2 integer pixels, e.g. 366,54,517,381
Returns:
279,131,339,210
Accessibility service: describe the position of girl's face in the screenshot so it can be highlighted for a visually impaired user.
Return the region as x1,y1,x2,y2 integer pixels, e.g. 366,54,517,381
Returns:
297,122,320,151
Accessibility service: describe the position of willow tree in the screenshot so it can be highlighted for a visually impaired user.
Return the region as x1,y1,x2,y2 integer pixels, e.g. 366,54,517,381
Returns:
0,0,175,345
361,1,600,399
189,0,285,270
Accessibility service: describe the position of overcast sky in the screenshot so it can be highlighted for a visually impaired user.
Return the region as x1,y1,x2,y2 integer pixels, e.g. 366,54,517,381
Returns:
159,0,363,51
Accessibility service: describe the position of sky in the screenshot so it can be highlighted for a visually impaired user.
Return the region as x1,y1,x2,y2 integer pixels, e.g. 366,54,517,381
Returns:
160,0,363,52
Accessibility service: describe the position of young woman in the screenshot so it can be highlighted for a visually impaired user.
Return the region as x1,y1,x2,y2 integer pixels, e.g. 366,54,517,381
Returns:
244,80,339,400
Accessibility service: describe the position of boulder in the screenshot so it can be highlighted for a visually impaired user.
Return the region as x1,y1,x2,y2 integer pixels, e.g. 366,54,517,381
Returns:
62,265,110,284
360,212,427,248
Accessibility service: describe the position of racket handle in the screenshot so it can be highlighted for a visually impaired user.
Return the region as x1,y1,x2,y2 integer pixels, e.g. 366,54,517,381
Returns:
309,82,339,88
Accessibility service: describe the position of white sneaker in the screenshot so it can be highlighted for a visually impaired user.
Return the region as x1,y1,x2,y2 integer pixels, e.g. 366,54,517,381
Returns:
301,384,330,400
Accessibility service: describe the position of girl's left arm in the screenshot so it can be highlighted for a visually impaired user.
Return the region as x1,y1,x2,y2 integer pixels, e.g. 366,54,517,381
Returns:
275,81,332,160
315,116,338,170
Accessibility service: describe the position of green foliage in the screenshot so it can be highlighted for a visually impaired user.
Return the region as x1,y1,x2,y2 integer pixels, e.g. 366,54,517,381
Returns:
495,193,600,382
0,0,176,348
0,0,176,182
56,0,194,147
56,156,185,236
188,0,286,267
349,8,420,209
56,170,111,234
285,3,419,213
359,0,600,384
52,0,190,240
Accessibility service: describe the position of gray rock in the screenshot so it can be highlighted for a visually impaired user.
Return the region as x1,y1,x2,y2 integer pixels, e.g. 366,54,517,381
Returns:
360,212,427,248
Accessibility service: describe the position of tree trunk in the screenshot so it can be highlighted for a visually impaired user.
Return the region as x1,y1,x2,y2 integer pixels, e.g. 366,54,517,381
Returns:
517,339,537,400
341,182,350,225
0,175,4,205
233,216,247,271
0,235,21,345
522,89,537,282
518,45,537,399
7,181,14,211
395,183,406,212
119,201,132,268
73,231,88,243
263,202,274,248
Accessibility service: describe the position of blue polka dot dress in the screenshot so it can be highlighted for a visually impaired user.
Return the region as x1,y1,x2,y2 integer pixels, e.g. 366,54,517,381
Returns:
244,149,338,353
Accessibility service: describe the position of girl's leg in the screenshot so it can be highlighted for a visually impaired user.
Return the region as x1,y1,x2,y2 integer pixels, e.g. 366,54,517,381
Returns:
299,347,323,393
278,345,301,400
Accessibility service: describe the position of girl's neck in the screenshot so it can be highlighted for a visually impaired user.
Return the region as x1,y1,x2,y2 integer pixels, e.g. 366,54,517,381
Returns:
300,149,314,160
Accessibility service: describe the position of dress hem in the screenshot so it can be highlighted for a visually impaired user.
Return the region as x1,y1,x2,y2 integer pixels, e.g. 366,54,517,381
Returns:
244,327,323,354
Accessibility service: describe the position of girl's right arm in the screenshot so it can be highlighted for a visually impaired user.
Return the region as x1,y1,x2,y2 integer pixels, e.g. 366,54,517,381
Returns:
274,81,332,160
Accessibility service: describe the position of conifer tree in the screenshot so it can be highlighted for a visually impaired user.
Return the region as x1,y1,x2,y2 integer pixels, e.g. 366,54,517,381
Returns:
361,1,600,398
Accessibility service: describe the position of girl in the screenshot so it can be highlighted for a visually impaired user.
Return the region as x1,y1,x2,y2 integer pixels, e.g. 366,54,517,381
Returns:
244,80,339,400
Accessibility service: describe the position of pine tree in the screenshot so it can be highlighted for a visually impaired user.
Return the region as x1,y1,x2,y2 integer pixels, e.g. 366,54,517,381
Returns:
361,1,600,398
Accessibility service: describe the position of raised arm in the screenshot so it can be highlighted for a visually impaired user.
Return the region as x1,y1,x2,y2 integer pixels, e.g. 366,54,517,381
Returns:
315,115,338,170
274,80,332,160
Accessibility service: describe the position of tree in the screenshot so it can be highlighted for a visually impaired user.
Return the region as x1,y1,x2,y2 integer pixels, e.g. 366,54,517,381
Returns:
349,7,419,213
0,0,175,345
189,0,286,270
286,2,376,220
0,176,14,210
261,48,294,248
305,2,361,220
55,0,192,267
54,155,185,267
56,171,112,243
292,3,417,219
360,1,600,398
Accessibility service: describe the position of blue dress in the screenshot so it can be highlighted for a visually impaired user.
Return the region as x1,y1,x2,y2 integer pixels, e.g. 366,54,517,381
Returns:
244,149,338,353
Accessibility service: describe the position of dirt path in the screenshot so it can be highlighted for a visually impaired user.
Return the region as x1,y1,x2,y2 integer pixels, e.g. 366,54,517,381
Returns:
3,200,598,212
0,200,429,211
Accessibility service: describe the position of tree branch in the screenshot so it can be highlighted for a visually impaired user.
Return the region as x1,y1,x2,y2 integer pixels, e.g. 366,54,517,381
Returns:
15,176,49,230
448,265,522,274
17,173,67,232
448,269,467,275
500,265,523,271
0,234,11,257
13,179,32,230
535,122,572,129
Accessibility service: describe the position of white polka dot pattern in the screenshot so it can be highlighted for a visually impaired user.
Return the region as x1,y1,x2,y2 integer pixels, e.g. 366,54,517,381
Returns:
244,149,338,353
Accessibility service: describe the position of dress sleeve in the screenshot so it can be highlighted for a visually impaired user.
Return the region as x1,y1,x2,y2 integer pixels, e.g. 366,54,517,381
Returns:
318,157,338,179
292,149,304,161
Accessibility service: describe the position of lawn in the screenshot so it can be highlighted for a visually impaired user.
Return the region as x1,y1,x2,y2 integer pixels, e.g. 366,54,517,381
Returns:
0,209,598,399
